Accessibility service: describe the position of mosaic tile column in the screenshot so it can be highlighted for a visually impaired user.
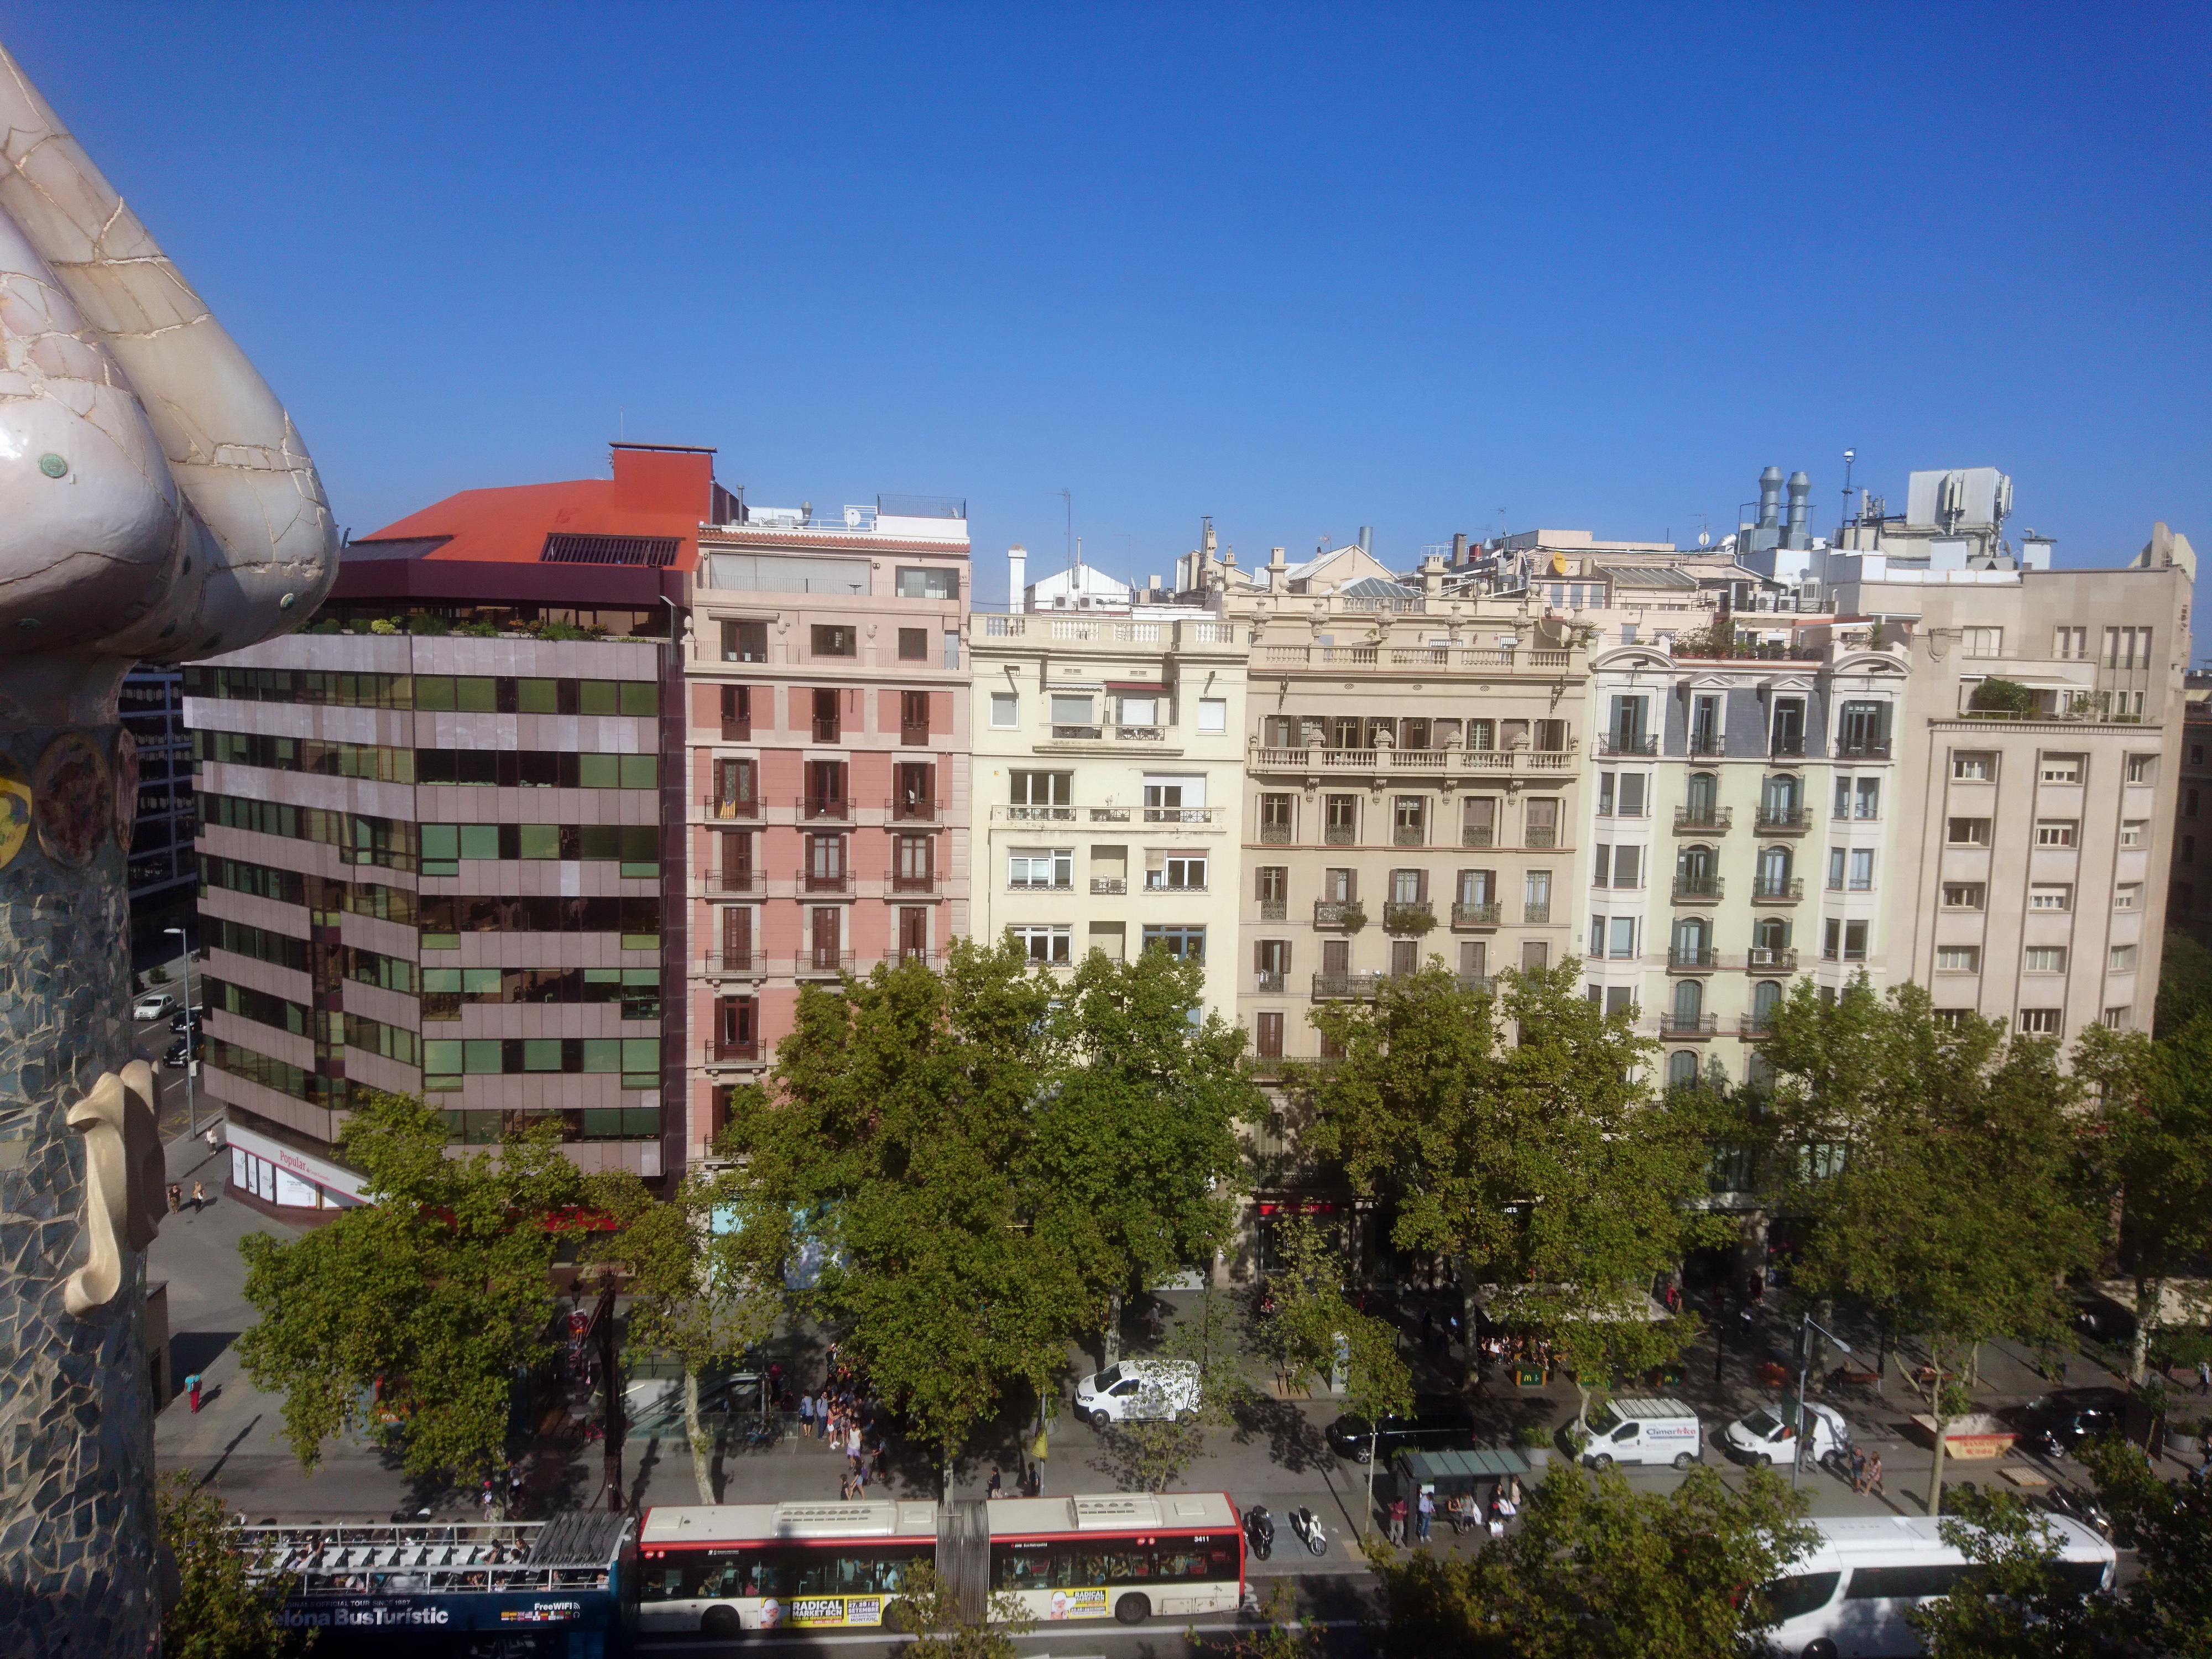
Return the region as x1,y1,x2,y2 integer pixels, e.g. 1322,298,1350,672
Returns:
0,707,156,1654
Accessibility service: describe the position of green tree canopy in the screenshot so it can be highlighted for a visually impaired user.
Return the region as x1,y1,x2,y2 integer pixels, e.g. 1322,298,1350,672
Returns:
719,940,1254,1488
1761,978,2098,1512
156,1473,296,1659
236,1090,593,1482
1297,961,1731,1422
1903,1486,2099,1659
2074,1012,2212,1381
1368,1462,1817,1659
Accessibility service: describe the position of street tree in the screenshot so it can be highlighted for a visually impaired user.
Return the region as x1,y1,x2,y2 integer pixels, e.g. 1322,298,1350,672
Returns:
236,1089,590,1483
1298,961,1730,1430
1903,1486,2098,1659
718,940,1093,1495
2073,1013,2212,1384
1761,979,2098,1514
1031,946,1259,1365
1366,1461,1817,1659
1093,1285,1243,1493
156,1472,297,1659
592,1167,783,1503
1264,1215,1412,1530
2078,1434,2212,1655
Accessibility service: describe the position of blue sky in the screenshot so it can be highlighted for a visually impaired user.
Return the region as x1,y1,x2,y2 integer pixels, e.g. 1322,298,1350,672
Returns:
11,3,2208,615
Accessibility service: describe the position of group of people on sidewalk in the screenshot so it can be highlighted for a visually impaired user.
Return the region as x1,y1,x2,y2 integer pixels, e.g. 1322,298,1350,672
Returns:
1386,1475,1521,1547
780,1347,891,1500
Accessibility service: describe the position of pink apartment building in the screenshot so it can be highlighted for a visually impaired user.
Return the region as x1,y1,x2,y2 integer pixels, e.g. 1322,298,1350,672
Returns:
682,497,972,1160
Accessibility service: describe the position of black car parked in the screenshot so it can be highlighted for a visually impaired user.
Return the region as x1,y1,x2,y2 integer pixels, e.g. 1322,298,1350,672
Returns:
2003,1388,2127,1458
1326,1397,1477,1463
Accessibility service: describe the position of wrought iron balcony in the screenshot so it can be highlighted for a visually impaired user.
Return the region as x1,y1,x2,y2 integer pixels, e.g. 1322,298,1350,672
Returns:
798,868,853,893
1254,971,1286,994
798,795,853,822
1836,739,1892,759
1667,947,1720,972
1383,901,1434,931
1770,735,1807,759
1313,900,1367,929
709,868,758,893
702,951,760,975
1673,807,1731,833
795,950,857,978
1751,877,1805,902
1746,947,1798,973
1090,877,1127,895
707,1037,762,1063
1598,733,1658,757
1754,808,1813,834
1392,826,1427,846
1523,901,1552,925
1688,733,1725,757
1311,972,1388,1000
1659,1013,1719,1038
886,796,942,822
1525,828,1558,849
1451,901,1502,927
1259,899,1287,921
701,794,758,820
1259,823,1292,844
1739,1014,1775,1039
1671,875,1724,903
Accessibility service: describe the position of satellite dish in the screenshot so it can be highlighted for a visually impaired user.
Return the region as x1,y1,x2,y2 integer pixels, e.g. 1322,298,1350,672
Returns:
1698,530,1711,547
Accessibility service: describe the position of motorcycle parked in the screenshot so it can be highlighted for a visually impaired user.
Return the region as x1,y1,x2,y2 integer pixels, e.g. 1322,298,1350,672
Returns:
1287,1505,1328,1557
2042,1483,2112,1538
1243,1504,1275,1561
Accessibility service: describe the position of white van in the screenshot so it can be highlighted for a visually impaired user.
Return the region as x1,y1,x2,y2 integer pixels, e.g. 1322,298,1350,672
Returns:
1580,1397,1703,1469
1763,1513,2114,1658
1724,1400,1849,1468
1075,1360,1200,1428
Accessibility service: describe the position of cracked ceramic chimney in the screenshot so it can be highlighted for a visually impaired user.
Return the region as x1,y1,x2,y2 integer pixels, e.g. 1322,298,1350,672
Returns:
0,39,337,1653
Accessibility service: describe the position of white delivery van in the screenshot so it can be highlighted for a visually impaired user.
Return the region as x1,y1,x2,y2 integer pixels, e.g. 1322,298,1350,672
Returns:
1762,1512,2114,1658
1724,1400,1849,1468
1580,1397,1703,1469
1075,1360,1201,1428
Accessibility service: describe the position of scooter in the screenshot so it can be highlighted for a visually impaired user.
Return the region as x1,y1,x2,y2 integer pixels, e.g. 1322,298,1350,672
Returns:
1243,1505,1275,1561
1287,1505,1328,1557
2043,1483,2112,1538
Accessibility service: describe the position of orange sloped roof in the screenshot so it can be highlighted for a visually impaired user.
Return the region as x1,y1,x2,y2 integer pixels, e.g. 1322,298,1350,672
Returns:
358,447,714,567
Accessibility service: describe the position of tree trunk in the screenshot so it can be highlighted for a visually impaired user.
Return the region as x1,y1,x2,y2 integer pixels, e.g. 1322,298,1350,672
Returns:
1103,1292,1123,1367
684,1367,715,1504
2130,1274,2156,1385
1364,1427,1378,1538
943,1447,954,1503
1927,1362,1947,1517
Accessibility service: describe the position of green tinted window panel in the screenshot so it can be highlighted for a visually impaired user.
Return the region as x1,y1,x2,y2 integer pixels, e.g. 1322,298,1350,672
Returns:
619,682,656,717
582,968,621,984
580,1039,620,1074
454,676,497,712
617,755,657,789
577,754,618,789
518,823,560,859
458,824,500,860
420,932,461,951
515,678,559,713
462,1040,504,1074
620,933,661,951
414,677,457,711
521,1039,564,1073
461,968,502,995
421,968,463,994
578,681,621,716
420,823,460,861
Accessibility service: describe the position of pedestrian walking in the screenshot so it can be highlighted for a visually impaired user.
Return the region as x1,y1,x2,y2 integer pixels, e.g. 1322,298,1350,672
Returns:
191,1181,206,1212
1416,1488,1434,1543
1865,1452,1885,1499
186,1374,202,1413
847,1423,863,1469
1848,1444,1868,1494
2197,1358,2210,1396
1387,1495,1407,1546
1485,1490,1504,1541
987,1467,1003,1500
799,1393,814,1437
873,1438,889,1482
166,1183,181,1214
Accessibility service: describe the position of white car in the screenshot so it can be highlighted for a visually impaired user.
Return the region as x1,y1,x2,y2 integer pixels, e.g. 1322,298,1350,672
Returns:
132,992,177,1021
1723,1400,1849,1468
1075,1360,1201,1428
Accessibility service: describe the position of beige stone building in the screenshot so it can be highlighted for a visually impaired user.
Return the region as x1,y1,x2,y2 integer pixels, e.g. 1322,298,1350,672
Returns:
1843,546,2193,1043
968,562,1249,1020
1222,559,1591,1069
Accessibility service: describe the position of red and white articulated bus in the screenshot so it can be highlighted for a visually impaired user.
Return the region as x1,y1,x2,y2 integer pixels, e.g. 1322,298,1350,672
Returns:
637,1491,1244,1636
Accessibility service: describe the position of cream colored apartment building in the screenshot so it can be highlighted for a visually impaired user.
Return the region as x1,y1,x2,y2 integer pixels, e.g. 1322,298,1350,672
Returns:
1222,572,1590,1067
1582,628,1905,1089
1845,554,2192,1044
968,603,1249,1019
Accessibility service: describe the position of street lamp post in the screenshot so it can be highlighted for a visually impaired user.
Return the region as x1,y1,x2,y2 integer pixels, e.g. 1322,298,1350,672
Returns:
1793,1313,1852,1490
164,925,196,1138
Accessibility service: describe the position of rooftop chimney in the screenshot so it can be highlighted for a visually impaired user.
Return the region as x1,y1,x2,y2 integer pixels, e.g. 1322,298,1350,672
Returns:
1757,467,1783,530
1358,525,1373,551
1785,471,1812,547
1452,531,1468,564
1008,544,1027,613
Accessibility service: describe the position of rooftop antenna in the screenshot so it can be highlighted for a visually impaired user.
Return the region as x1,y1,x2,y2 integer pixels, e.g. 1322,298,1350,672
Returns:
1052,488,1073,570
1841,447,1858,530
619,406,624,442
1694,512,1712,548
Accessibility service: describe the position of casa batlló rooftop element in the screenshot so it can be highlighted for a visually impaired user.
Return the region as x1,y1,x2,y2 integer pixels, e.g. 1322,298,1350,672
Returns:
0,38,338,1651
